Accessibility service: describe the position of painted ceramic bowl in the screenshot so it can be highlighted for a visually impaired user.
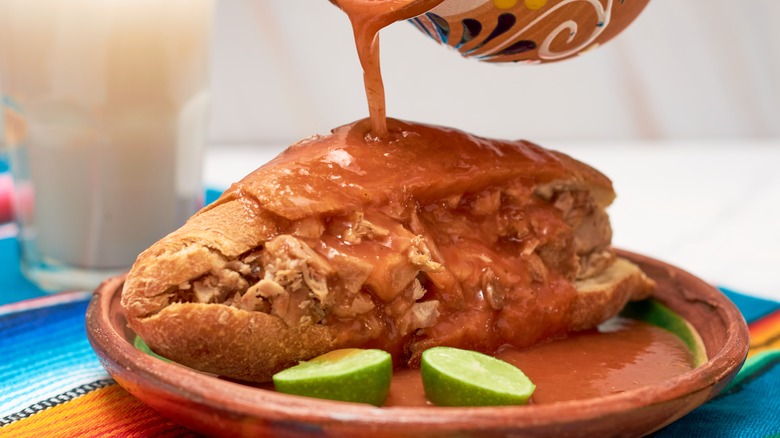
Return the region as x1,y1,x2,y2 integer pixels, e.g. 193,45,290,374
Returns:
410,0,650,63
86,250,748,437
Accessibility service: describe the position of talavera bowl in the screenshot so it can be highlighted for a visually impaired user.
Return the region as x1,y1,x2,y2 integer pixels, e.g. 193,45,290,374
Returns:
410,0,650,63
86,250,748,437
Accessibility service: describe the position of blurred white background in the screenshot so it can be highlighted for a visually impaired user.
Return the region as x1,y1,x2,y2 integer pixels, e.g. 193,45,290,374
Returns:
209,0,780,146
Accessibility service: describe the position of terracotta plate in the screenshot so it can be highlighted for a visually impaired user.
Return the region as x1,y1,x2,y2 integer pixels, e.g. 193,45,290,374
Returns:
86,250,749,437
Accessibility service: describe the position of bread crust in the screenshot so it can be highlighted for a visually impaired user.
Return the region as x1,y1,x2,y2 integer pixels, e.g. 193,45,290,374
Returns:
133,303,338,381
571,258,655,331
122,118,652,382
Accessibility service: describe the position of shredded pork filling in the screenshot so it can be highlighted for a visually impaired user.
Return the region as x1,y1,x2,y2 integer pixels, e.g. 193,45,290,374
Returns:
169,182,613,342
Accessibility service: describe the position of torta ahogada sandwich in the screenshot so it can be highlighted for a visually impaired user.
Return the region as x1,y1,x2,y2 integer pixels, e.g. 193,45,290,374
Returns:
121,118,654,382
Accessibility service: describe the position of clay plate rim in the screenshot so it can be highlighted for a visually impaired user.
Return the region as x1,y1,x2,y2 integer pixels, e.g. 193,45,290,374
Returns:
86,249,749,432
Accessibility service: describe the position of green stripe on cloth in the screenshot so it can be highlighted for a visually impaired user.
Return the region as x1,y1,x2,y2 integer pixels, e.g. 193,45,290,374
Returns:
723,350,780,393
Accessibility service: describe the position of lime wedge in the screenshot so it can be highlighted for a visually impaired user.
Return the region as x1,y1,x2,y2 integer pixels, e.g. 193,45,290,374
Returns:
421,346,535,407
620,299,707,367
272,348,392,406
133,335,171,363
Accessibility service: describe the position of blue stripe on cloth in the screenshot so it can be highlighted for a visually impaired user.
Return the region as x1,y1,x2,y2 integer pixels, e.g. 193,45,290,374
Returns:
0,293,110,418
653,360,780,437
0,237,42,305
721,287,780,323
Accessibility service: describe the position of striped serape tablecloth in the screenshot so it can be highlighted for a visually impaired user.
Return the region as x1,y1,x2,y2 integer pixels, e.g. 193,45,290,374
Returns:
1,275,780,436
0,291,198,437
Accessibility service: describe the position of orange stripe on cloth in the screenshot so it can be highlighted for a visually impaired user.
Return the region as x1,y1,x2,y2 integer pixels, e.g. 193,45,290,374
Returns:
1,384,197,438
748,309,780,359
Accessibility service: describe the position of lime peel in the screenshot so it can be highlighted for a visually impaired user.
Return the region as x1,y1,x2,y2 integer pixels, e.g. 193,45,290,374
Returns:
133,336,172,363
272,348,392,406
421,346,535,407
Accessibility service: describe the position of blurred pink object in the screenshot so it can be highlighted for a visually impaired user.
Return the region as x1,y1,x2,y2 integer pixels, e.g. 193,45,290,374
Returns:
0,174,13,224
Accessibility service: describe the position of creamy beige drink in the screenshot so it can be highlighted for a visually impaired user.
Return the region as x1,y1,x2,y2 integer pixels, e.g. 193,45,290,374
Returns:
0,0,213,290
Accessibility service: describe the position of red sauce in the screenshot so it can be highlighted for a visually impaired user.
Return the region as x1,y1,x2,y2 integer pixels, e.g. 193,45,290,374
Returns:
384,317,695,406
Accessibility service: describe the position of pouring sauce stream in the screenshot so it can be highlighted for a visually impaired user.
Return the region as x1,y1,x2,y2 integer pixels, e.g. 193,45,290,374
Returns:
331,0,444,137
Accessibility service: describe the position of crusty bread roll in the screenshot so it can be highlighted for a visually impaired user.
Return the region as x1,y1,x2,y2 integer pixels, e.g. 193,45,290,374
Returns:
121,118,654,382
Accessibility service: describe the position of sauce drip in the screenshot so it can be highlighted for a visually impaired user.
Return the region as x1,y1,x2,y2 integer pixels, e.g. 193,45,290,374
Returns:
331,0,444,137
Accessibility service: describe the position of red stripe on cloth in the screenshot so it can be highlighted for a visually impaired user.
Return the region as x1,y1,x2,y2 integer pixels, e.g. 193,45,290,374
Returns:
748,309,780,358
1,384,197,437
